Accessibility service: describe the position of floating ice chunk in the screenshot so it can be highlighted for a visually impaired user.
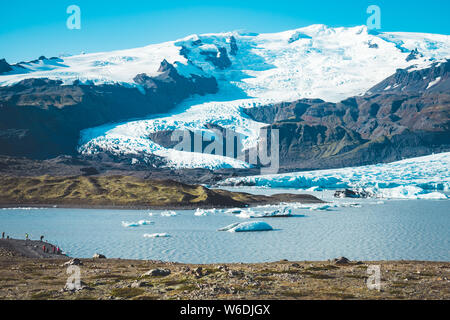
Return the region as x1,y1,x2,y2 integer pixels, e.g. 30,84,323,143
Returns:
263,207,292,217
194,208,218,216
143,233,170,238
218,222,241,232
122,221,140,228
237,207,293,218
218,221,273,233
138,220,153,226
122,220,153,227
161,210,178,217
223,208,243,215
236,209,257,219
309,204,332,211
417,192,448,200
375,185,448,199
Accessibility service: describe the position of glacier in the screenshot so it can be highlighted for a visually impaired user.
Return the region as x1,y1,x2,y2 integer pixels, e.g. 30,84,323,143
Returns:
222,153,450,200
2,25,450,169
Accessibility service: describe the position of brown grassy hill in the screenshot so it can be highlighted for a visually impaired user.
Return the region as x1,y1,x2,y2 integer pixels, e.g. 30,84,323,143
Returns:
0,175,322,209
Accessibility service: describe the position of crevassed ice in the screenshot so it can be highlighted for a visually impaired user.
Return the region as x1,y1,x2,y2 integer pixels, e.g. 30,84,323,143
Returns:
222,153,450,199
3,25,449,169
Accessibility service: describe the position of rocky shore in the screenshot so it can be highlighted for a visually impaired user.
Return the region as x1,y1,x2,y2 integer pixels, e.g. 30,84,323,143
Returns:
0,241,448,300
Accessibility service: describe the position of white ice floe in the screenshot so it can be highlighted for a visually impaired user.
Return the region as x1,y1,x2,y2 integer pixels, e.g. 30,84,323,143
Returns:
122,221,140,228
122,220,153,227
374,186,448,200
194,208,218,216
236,207,292,218
143,233,171,238
138,220,153,226
223,153,450,200
218,221,273,232
160,210,178,217
223,208,244,215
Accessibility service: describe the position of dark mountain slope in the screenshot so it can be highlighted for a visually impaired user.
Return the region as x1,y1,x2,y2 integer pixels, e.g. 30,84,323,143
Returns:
0,61,218,159
245,61,450,170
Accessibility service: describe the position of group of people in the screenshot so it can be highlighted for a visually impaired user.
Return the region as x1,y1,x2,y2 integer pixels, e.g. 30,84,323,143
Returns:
42,244,62,255
1,232,63,255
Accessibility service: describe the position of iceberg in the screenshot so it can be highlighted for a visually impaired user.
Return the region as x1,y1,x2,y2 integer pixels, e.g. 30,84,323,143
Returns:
223,208,243,215
138,220,153,226
121,221,140,228
375,186,448,200
160,210,178,217
143,233,170,238
236,207,292,218
218,221,273,232
122,220,153,227
194,208,218,216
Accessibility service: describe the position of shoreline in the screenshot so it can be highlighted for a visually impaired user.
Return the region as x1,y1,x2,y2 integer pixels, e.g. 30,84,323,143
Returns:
1,239,448,300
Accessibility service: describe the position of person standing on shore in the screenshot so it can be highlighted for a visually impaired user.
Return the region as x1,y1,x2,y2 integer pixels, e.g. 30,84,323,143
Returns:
40,235,44,242
2,232,4,239
25,233,29,245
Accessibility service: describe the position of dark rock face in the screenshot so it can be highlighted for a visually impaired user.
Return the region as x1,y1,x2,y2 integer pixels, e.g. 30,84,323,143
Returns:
200,47,232,70
334,189,373,199
229,36,238,56
0,59,12,75
368,59,449,94
245,62,450,170
406,48,423,62
0,61,218,159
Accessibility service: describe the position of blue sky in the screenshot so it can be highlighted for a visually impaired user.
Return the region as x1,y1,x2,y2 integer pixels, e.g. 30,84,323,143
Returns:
1,0,449,63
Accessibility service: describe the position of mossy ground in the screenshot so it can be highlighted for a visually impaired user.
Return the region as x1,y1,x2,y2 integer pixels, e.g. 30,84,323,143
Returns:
0,175,322,209
0,257,448,300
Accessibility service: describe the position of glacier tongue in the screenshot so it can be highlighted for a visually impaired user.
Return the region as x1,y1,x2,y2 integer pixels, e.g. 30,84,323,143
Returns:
222,153,450,200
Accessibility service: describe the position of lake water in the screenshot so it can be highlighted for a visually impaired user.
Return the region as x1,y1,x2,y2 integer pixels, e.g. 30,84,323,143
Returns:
1,188,449,263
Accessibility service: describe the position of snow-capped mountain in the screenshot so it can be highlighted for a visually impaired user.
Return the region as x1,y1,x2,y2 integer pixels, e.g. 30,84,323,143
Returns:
0,25,449,169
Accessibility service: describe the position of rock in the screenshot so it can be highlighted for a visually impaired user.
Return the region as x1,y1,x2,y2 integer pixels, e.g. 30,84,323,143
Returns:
216,265,229,272
0,59,13,74
63,258,83,266
333,257,351,265
181,266,191,273
193,267,203,278
229,36,238,56
406,48,423,62
228,270,244,278
334,189,372,199
131,281,150,288
92,253,106,259
141,268,171,277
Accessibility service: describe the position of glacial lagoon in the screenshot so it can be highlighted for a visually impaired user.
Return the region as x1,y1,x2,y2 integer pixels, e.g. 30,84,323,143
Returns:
1,189,449,263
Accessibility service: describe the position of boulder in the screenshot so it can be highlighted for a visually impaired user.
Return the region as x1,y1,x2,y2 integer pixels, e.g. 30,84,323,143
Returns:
63,258,83,266
131,280,150,288
141,268,171,277
334,189,372,199
92,253,106,259
333,257,351,265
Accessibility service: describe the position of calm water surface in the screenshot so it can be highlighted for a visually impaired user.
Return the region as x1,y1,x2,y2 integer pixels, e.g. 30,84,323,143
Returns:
0,188,449,263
